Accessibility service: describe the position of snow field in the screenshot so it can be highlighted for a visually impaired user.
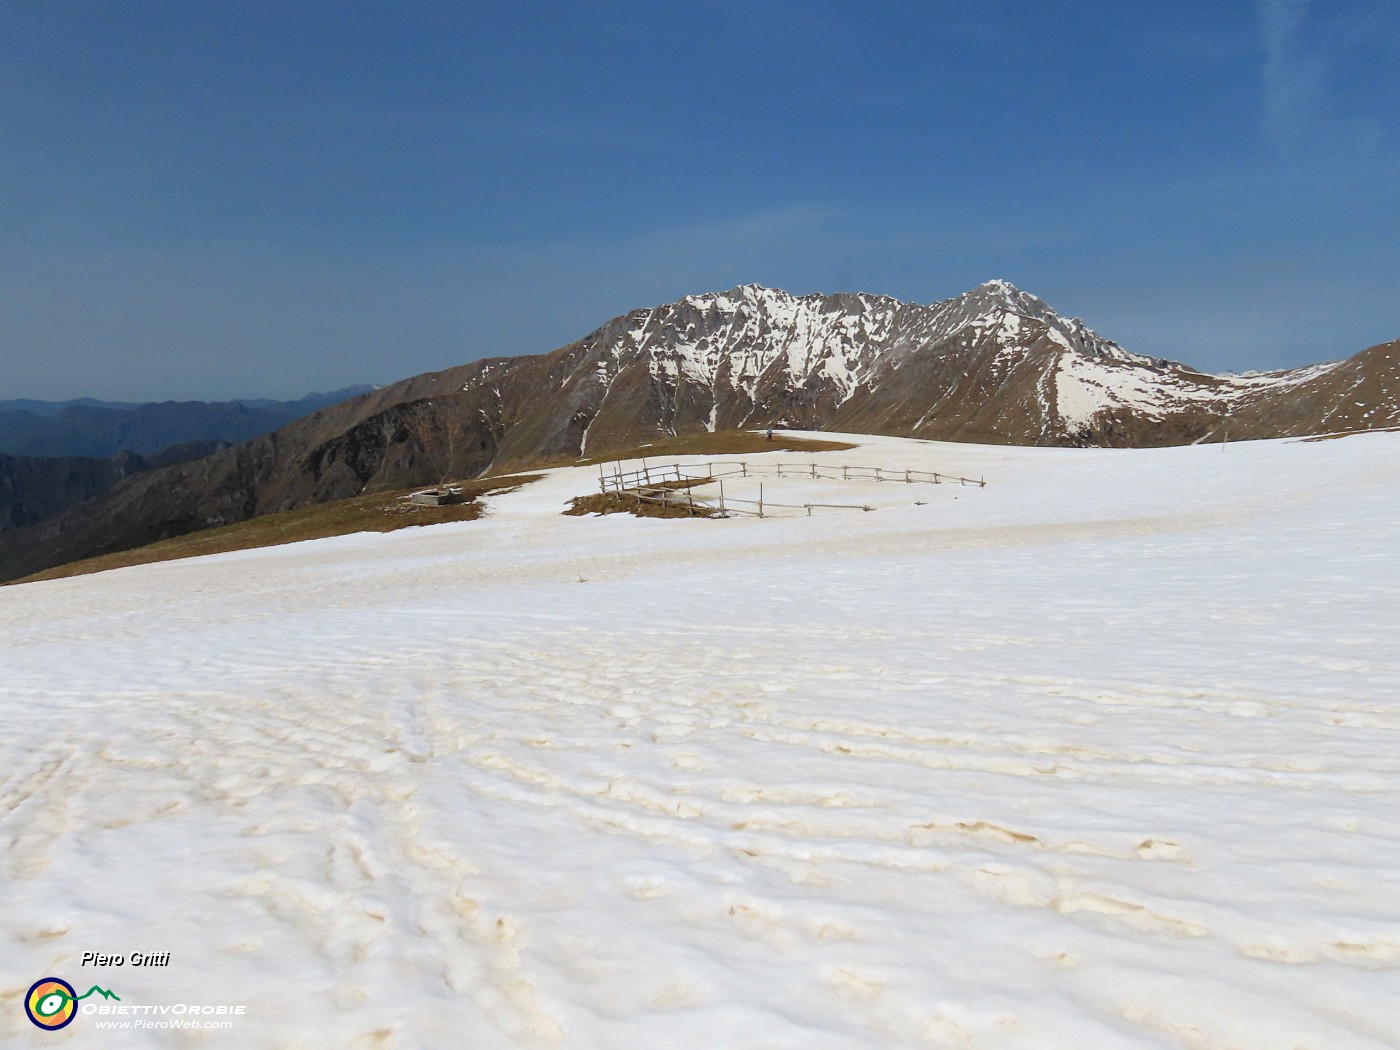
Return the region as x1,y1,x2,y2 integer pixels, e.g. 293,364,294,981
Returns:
2,432,1399,1048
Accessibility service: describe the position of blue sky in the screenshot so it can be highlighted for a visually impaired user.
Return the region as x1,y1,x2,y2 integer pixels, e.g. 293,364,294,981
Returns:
2,0,1397,401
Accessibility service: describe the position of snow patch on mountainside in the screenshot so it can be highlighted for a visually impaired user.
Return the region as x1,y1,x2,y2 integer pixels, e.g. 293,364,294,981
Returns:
1217,361,1343,394
1056,352,1355,430
644,286,888,406
650,284,1165,424
1054,355,1187,427
547,281,1395,444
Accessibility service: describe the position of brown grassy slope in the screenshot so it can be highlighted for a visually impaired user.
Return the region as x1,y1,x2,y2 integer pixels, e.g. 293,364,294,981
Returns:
1298,425,1400,442
6,433,851,585
11,475,541,586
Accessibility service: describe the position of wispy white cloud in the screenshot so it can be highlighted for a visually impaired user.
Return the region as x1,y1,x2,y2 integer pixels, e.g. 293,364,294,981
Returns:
1257,0,1323,152
1255,0,1383,159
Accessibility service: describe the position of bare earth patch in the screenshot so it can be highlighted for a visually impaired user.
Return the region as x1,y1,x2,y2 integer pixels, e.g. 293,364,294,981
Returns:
563,490,717,518
1296,425,1400,442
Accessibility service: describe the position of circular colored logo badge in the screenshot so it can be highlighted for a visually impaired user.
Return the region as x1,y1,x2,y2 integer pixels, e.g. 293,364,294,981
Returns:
26,977,77,1030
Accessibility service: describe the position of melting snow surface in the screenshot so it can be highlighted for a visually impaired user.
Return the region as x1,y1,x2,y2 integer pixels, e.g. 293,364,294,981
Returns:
3,432,1400,1047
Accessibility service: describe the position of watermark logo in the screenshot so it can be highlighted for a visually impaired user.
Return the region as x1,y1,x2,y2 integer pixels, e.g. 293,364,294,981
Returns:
25,977,119,1031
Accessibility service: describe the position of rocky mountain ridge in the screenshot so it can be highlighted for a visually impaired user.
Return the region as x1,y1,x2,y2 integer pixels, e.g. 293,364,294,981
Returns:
0,441,228,533
2,280,1396,584
552,279,1385,450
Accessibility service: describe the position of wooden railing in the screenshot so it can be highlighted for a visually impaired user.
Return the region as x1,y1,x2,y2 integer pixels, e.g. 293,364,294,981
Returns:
597,458,985,518
600,460,984,490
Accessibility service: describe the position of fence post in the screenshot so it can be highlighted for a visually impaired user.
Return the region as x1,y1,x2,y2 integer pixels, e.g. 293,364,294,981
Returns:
843,465,848,480
905,469,910,483
875,467,882,482
759,483,764,518
742,462,747,478
719,479,726,516
811,462,816,478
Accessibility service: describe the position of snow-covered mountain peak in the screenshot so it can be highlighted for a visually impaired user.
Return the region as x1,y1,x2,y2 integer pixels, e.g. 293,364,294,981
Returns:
674,284,801,319
604,281,1158,403
561,279,1369,449
967,277,1031,303
953,279,1063,326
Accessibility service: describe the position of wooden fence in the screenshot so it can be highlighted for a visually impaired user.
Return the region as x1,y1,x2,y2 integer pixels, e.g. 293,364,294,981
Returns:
597,458,985,518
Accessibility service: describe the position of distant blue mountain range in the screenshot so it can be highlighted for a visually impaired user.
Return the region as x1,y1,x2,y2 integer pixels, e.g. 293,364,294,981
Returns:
0,397,144,416
0,386,376,458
